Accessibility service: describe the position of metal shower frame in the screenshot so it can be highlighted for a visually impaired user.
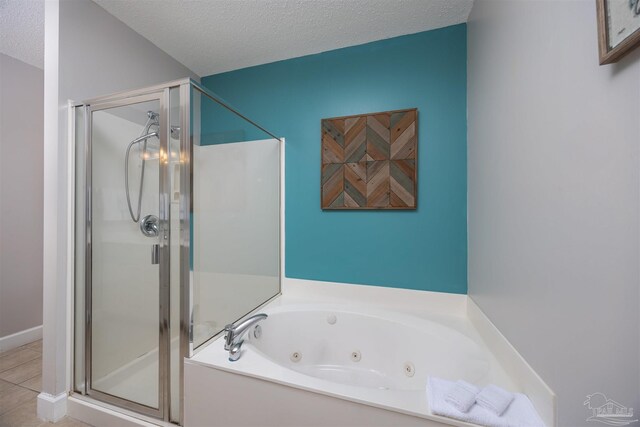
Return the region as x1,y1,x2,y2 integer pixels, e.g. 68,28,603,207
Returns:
70,78,281,424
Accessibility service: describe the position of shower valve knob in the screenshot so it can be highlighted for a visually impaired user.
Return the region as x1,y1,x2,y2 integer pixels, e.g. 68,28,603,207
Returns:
140,214,159,237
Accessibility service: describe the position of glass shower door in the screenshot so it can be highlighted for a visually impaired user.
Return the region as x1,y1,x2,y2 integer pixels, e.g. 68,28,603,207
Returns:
85,91,169,418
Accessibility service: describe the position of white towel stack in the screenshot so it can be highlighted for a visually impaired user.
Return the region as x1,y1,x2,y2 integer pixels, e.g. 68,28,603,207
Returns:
444,380,480,413
477,384,515,416
426,377,545,427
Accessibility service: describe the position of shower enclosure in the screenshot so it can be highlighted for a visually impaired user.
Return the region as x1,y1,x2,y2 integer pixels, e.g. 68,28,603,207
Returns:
71,79,282,424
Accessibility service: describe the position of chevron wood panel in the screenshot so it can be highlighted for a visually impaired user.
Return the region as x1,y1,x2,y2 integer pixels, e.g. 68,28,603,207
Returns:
366,114,390,161
344,162,367,207
321,163,344,208
367,160,390,207
390,110,417,159
344,117,366,163
322,119,344,164
390,159,416,208
321,108,417,209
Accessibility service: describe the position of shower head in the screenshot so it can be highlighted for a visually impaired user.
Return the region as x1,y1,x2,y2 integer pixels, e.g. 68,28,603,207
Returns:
124,111,161,224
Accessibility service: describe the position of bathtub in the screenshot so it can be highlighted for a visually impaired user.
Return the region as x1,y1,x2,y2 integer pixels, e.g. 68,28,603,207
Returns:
183,281,547,427
242,304,491,393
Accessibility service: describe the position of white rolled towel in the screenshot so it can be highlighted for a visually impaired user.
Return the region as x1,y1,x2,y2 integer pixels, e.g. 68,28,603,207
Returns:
477,384,515,416
427,377,545,427
444,380,480,413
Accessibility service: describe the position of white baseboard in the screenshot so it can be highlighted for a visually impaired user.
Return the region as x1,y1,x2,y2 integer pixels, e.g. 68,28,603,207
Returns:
37,392,68,422
0,325,43,352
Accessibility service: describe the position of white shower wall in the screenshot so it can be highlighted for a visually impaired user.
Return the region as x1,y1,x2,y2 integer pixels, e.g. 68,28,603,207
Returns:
90,109,160,408
192,138,280,347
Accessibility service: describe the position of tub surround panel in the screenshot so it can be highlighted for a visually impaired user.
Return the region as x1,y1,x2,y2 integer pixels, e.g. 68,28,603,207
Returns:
202,24,467,294
184,364,444,427
466,300,556,427
282,277,466,318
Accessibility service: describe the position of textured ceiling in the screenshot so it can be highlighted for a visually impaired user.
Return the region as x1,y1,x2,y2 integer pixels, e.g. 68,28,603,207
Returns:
0,0,473,76
0,0,44,69
93,0,473,77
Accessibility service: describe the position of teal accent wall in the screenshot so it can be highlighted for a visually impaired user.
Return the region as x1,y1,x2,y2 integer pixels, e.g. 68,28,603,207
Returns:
202,24,467,293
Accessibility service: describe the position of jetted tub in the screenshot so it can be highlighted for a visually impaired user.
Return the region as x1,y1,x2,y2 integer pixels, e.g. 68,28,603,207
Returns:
244,305,491,392
184,297,525,427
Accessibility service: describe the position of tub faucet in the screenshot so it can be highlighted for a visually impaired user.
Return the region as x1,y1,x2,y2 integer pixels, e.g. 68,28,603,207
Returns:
223,313,268,362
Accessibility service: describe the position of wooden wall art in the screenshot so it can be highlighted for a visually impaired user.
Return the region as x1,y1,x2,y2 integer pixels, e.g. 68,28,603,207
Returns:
321,108,417,210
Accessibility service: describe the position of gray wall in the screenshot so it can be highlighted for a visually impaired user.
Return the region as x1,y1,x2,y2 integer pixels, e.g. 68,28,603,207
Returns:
59,0,199,102
467,1,640,426
0,53,44,338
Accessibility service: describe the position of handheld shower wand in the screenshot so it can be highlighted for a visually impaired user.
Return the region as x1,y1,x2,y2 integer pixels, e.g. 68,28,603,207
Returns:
124,111,159,223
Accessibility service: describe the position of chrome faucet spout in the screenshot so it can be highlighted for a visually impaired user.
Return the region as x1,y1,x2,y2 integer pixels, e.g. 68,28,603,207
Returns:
223,313,268,361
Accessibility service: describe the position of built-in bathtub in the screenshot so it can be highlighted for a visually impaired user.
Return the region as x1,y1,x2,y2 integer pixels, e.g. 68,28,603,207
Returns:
244,304,492,393
184,279,555,427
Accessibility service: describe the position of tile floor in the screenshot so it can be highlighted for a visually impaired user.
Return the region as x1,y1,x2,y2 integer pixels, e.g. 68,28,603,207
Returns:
0,340,91,427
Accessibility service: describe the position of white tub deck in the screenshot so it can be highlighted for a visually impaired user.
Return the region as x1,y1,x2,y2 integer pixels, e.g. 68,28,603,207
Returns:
185,278,555,427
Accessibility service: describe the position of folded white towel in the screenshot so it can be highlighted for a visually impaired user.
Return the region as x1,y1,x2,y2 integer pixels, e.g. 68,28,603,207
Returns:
477,384,516,416
427,377,546,427
445,380,479,413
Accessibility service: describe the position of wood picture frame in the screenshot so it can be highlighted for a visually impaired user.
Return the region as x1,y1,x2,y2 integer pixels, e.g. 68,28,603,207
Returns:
597,0,640,64
320,108,418,210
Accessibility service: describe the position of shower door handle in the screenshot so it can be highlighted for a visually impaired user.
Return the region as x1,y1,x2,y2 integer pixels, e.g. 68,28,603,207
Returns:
151,244,160,265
